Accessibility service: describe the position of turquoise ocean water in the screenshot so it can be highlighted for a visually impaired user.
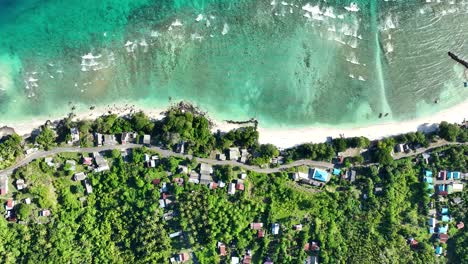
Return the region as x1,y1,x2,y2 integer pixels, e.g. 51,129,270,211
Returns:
0,0,467,128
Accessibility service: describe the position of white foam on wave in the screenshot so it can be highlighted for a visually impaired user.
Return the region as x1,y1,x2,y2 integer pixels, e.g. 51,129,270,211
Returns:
222,23,229,35
195,14,204,22
344,2,360,12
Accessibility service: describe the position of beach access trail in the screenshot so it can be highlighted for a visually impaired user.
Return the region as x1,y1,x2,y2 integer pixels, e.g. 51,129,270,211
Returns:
1,141,466,177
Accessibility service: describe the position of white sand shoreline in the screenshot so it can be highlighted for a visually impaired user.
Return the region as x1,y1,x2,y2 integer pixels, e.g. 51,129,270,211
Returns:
1,99,467,149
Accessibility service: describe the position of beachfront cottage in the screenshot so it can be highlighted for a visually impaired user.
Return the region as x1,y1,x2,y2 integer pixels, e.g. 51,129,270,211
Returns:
103,134,117,146
217,153,226,161
142,134,151,145
228,147,240,161
95,133,103,146
69,127,80,145
121,132,137,144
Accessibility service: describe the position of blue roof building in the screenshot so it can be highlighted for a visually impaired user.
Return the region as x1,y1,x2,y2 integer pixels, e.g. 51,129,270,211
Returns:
447,172,453,179
309,168,330,182
441,215,450,222
332,168,341,176
427,184,434,191
435,246,443,255
441,208,449,215
439,225,448,234
429,218,436,228
425,170,433,177
424,177,433,184
453,172,461,179
429,227,435,234
438,185,446,192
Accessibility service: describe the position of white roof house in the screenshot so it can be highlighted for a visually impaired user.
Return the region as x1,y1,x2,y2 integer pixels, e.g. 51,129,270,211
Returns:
142,134,151,145
228,183,236,195
200,163,213,175
73,172,87,181
69,127,80,144
228,148,240,161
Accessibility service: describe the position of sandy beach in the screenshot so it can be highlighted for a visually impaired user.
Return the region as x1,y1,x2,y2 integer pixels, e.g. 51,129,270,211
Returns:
1,99,467,149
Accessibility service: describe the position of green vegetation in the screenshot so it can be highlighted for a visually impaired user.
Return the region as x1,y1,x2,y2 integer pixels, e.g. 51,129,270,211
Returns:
0,134,22,170
35,127,56,150
1,144,466,263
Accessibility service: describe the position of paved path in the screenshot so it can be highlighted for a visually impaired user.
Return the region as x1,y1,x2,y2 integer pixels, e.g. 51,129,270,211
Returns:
0,144,334,177
1,141,466,177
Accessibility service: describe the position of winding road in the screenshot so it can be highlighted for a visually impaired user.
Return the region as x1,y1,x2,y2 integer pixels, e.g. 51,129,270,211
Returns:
1,141,466,177
0,144,334,177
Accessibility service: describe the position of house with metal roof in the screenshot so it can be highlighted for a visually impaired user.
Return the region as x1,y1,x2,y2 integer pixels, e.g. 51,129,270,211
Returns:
309,168,330,182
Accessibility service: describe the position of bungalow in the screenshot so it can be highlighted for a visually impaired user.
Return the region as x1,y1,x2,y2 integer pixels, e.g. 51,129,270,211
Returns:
73,172,87,181
82,156,93,166
294,224,303,231
84,180,93,194
272,223,280,235
103,134,117,146
438,170,447,180
200,163,213,175
5,199,15,210
175,142,185,154
209,182,218,190
291,172,308,181
39,209,51,217
24,198,31,204
450,183,464,193
200,174,213,185
235,183,245,191
309,168,330,182
438,225,448,234
69,127,80,145
435,246,443,255
218,181,226,188
257,229,265,238
242,255,252,264
142,134,151,145
163,211,174,221
332,168,341,176
176,252,190,263
169,231,182,238
188,171,200,184
178,165,189,174
121,132,137,144
240,173,247,180
428,218,436,228
152,178,161,186
95,133,103,146
438,233,449,243
395,144,405,153
425,170,433,177
441,208,449,215
65,160,76,171
347,170,356,182
25,147,38,155
231,257,240,264
438,185,447,195
0,176,8,195
422,153,430,164
453,197,463,205
159,199,166,208
218,242,227,256
217,153,227,161
228,183,236,195
93,152,110,172
441,215,450,222
173,178,184,186
240,149,249,163
250,222,263,230
45,157,55,167
16,179,26,190
228,147,240,161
